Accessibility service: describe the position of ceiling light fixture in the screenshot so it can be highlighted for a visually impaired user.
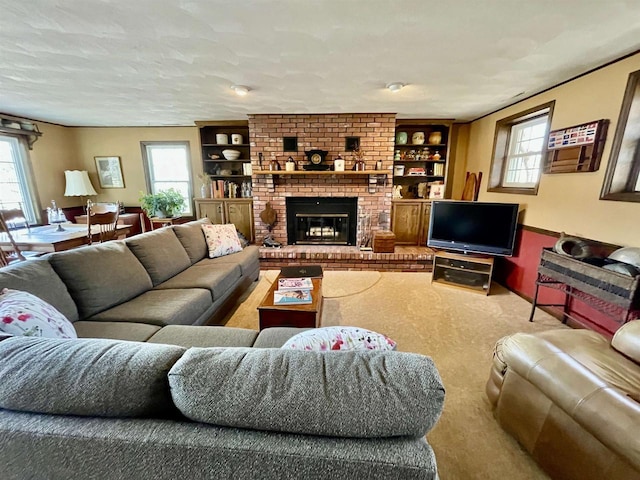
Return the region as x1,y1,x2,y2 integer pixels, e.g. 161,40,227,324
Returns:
231,85,250,96
386,82,405,93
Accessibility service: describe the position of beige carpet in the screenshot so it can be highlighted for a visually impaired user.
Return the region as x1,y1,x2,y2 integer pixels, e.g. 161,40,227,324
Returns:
224,271,565,480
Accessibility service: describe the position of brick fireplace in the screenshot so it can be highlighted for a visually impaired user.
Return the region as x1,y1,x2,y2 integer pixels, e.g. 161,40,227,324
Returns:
249,113,395,246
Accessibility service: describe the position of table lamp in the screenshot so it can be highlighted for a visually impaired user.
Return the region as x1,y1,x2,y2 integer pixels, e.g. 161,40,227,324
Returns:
64,170,97,212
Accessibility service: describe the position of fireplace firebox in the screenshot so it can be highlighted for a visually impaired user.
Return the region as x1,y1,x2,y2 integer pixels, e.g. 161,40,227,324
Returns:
286,197,357,245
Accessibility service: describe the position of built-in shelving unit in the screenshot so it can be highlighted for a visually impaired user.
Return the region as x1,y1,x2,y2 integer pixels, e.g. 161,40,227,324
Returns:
196,120,252,198
393,119,452,199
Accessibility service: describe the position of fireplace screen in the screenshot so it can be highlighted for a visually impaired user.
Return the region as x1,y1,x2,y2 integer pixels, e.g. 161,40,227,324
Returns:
286,197,357,245
295,213,350,245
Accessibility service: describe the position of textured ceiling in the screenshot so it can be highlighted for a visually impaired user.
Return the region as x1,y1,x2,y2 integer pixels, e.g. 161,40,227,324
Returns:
2,0,640,127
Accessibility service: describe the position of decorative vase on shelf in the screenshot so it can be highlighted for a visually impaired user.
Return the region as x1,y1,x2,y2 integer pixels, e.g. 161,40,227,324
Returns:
353,159,366,171
428,132,442,145
396,131,408,145
200,184,210,198
269,158,281,171
412,132,425,145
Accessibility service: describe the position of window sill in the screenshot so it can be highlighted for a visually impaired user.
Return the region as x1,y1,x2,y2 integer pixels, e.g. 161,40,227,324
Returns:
487,186,539,196
600,192,640,203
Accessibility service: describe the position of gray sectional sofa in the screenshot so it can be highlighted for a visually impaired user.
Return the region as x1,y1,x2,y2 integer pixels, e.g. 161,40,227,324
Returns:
0,218,260,341
0,334,445,480
0,219,446,479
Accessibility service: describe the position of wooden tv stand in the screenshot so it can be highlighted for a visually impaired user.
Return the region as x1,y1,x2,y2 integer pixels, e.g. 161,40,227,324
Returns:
431,251,494,295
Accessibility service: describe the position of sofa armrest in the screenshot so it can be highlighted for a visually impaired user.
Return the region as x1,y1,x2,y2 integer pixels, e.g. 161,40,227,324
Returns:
493,332,640,470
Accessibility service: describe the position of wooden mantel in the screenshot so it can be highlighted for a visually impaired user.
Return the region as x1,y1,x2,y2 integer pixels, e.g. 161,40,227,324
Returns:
252,170,389,193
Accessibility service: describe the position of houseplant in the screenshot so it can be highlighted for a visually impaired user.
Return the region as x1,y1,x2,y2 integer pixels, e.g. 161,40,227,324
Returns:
139,188,186,218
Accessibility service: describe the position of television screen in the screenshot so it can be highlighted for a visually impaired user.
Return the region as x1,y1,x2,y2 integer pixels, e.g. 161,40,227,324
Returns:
427,201,519,256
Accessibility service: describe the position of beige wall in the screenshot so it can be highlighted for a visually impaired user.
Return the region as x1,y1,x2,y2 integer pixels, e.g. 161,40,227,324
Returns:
29,122,81,210
466,53,640,247
24,124,204,212
72,126,202,207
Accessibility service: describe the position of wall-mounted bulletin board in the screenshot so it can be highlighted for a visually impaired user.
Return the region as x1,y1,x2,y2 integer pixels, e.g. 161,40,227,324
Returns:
544,119,608,173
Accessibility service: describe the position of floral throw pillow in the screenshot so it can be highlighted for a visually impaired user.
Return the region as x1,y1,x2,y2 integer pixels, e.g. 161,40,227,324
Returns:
0,288,77,339
201,224,243,258
281,326,396,352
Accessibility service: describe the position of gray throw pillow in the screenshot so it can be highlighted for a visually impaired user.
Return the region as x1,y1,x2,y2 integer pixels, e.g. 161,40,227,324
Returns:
0,336,185,417
169,347,445,438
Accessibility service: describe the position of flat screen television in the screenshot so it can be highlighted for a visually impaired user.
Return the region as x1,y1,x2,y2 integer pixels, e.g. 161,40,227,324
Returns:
427,201,519,256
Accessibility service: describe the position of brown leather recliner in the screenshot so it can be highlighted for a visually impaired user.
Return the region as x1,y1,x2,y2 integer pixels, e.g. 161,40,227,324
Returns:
486,321,640,480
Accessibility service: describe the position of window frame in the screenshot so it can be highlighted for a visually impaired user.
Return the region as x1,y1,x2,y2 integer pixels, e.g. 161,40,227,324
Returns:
0,134,41,224
488,101,555,195
140,141,194,216
600,69,640,202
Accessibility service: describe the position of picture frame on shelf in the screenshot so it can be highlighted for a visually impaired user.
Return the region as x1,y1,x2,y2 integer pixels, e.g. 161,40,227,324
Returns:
95,156,125,188
429,183,445,199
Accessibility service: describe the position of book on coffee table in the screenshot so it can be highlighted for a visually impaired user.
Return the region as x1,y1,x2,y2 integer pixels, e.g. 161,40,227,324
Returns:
273,289,313,305
277,277,313,291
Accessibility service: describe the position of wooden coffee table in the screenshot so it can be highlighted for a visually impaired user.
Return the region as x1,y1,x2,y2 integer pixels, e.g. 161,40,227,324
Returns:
258,276,323,330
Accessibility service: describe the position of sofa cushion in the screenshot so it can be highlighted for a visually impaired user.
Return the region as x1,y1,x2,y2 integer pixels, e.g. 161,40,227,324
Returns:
74,321,162,342
125,228,192,286
0,288,77,339
282,326,397,351
202,223,242,258
611,320,640,364
87,288,212,327
154,264,241,302
172,218,212,264
48,242,152,319
195,245,260,276
147,325,258,348
169,348,445,438
0,336,185,417
0,258,79,321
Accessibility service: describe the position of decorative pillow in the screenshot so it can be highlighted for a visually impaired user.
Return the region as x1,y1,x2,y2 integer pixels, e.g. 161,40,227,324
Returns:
201,224,243,258
281,326,396,351
0,288,77,339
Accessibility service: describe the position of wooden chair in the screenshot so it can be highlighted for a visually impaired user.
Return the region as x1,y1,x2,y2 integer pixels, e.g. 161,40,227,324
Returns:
0,206,32,266
87,203,119,245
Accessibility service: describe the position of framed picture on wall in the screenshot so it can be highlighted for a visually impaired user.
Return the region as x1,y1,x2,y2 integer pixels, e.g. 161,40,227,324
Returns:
95,156,125,188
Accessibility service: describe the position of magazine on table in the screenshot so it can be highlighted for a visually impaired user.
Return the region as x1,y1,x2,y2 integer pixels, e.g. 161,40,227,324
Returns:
273,289,313,305
277,277,314,291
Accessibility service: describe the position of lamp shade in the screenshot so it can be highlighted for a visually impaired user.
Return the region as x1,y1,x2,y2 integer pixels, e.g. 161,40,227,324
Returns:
64,170,97,196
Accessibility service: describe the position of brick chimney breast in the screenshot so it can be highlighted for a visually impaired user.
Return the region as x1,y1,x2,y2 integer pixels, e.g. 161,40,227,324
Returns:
249,113,395,245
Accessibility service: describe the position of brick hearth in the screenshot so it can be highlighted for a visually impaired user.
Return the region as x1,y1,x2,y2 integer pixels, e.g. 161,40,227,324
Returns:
259,245,435,272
